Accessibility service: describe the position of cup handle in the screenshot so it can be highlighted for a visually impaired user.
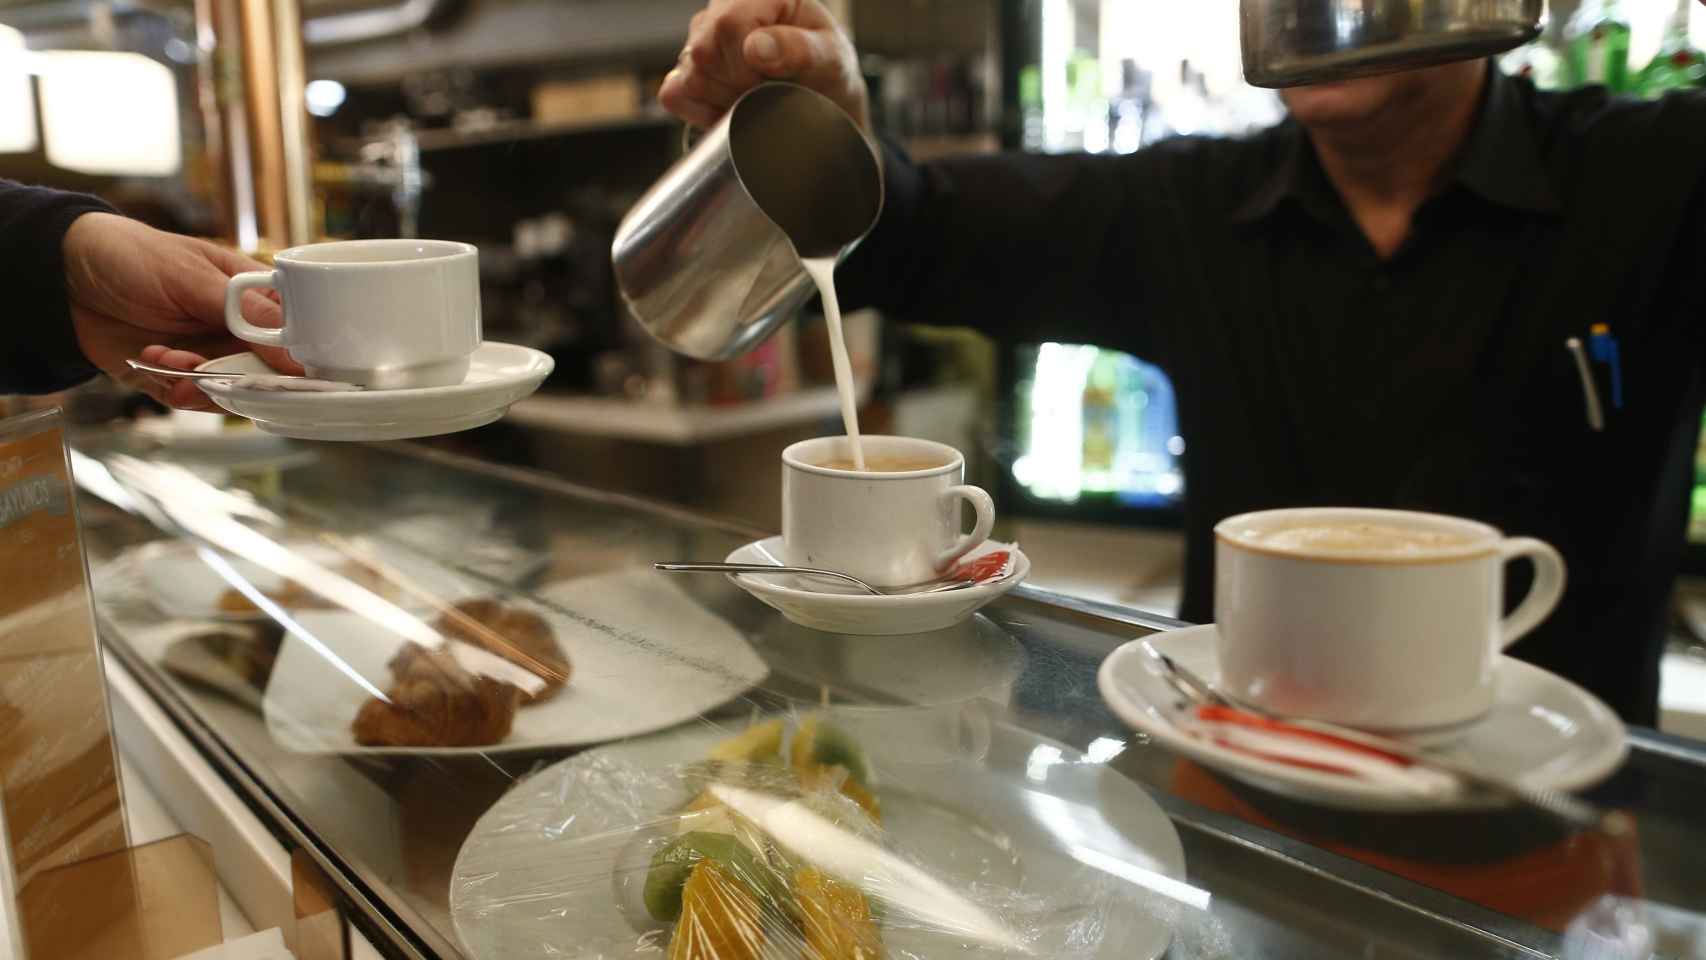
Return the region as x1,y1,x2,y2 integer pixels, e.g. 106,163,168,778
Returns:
1496,537,1567,650
225,271,284,348
936,484,996,570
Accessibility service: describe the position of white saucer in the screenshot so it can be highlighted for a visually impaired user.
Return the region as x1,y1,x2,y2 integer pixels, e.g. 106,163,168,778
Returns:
196,341,553,441
725,536,1029,636
1098,624,1628,812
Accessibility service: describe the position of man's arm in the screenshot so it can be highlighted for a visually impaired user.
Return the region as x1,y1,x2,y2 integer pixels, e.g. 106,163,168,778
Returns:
0,181,301,408
0,180,113,394
836,141,1153,352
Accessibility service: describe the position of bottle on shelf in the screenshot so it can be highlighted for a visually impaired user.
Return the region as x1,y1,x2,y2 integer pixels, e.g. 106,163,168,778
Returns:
1067,50,1105,153
1635,0,1705,98
1107,59,1149,155
1564,0,1632,92
1019,64,1045,152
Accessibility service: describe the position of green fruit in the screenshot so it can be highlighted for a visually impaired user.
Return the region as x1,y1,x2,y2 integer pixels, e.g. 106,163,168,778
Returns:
643,832,785,923
793,717,872,787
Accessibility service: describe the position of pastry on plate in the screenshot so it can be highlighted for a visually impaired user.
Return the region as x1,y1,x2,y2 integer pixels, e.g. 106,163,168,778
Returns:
433,598,570,704
171,624,282,689
351,644,520,748
213,560,405,616
217,579,325,615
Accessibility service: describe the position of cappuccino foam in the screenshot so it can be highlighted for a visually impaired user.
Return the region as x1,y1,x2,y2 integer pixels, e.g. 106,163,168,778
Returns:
1238,521,1482,557
815,455,946,473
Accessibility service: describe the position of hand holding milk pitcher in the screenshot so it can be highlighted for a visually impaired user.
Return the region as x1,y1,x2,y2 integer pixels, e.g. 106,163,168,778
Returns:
657,0,871,134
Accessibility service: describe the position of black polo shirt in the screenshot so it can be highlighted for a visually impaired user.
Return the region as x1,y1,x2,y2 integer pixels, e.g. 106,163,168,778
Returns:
840,65,1706,725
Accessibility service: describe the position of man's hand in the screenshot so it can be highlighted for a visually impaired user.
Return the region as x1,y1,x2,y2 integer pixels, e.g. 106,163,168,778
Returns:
659,0,869,132
62,213,302,410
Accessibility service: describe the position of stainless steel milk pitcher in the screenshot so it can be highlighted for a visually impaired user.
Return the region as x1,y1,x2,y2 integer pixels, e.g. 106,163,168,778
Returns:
1241,0,1543,88
611,82,884,361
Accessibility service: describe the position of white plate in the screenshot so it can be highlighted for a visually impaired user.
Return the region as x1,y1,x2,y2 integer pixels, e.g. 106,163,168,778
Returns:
726,537,1029,636
449,707,1187,960
262,569,769,756
1098,624,1629,812
196,341,553,442
130,414,298,457
131,537,481,623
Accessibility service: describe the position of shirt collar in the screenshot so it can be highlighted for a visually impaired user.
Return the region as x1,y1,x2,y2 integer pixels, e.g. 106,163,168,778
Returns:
1231,65,1561,225
1449,67,1561,215
1229,122,1310,223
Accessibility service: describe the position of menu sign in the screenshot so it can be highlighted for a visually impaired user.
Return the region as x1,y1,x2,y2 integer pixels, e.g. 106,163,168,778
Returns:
0,409,128,950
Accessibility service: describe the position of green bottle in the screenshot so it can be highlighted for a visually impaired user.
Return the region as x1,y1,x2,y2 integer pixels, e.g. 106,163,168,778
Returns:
1019,65,1044,152
1635,0,1706,98
1565,0,1632,92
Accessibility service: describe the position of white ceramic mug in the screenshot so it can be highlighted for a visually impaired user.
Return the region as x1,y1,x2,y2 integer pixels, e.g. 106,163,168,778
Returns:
1213,507,1566,731
224,239,481,389
782,436,996,587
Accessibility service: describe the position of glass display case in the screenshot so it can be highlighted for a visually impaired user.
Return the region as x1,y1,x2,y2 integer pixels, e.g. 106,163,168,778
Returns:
66,427,1706,959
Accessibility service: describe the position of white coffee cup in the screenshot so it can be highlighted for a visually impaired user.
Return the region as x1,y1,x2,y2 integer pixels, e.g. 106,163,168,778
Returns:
782,436,996,588
1214,507,1566,731
224,239,481,389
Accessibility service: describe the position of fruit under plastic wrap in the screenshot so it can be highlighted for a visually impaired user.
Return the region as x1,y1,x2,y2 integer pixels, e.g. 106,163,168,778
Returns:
667,861,768,960
793,867,883,960
449,709,1194,960
790,715,881,822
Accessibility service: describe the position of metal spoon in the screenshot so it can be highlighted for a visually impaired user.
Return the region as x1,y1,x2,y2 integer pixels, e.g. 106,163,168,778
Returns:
653,562,982,597
1138,639,1630,835
126,359,362,393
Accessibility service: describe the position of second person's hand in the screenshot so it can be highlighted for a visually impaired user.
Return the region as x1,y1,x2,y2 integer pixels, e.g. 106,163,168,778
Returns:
659,0,869,132
63,213,303,411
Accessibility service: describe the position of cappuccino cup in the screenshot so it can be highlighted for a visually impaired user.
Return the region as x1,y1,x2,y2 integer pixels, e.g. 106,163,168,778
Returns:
224,239,481,389
1214,507,1566,731
782,436,995,588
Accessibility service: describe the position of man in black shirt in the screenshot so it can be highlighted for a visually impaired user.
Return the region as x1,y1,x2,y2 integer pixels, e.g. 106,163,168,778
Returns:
1,181,299,408
662,0,1706,724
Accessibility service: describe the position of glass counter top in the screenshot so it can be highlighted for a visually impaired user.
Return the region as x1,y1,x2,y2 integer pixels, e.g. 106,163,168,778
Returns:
65,429,1706,960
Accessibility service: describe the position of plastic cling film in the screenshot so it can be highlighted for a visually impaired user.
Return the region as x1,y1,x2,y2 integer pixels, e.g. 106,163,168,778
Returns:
450,706,1201,959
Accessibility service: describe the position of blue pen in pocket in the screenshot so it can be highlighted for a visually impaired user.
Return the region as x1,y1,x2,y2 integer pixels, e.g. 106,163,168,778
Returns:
1588,323,1624,411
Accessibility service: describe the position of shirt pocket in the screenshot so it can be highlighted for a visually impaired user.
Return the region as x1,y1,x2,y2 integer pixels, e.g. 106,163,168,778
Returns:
1484,346,1629,559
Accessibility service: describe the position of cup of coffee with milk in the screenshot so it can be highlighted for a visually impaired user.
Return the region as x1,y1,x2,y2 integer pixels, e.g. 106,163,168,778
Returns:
783,436,995,587
1214,507,1566,732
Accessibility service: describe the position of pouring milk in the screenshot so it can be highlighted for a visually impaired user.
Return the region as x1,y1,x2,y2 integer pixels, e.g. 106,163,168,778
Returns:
800,257,866,471
609,83,884,471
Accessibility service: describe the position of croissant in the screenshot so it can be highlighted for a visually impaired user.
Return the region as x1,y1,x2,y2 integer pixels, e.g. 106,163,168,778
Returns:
433,598,571,704
351,645,519,748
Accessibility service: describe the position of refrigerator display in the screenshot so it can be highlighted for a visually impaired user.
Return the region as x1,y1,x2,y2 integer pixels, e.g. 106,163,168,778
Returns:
1007,342,1183,513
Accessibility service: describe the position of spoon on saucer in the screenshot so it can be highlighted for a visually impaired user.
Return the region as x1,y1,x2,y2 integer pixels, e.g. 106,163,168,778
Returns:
1140,640,1630,834
127,359,363,393
653,562,983,597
